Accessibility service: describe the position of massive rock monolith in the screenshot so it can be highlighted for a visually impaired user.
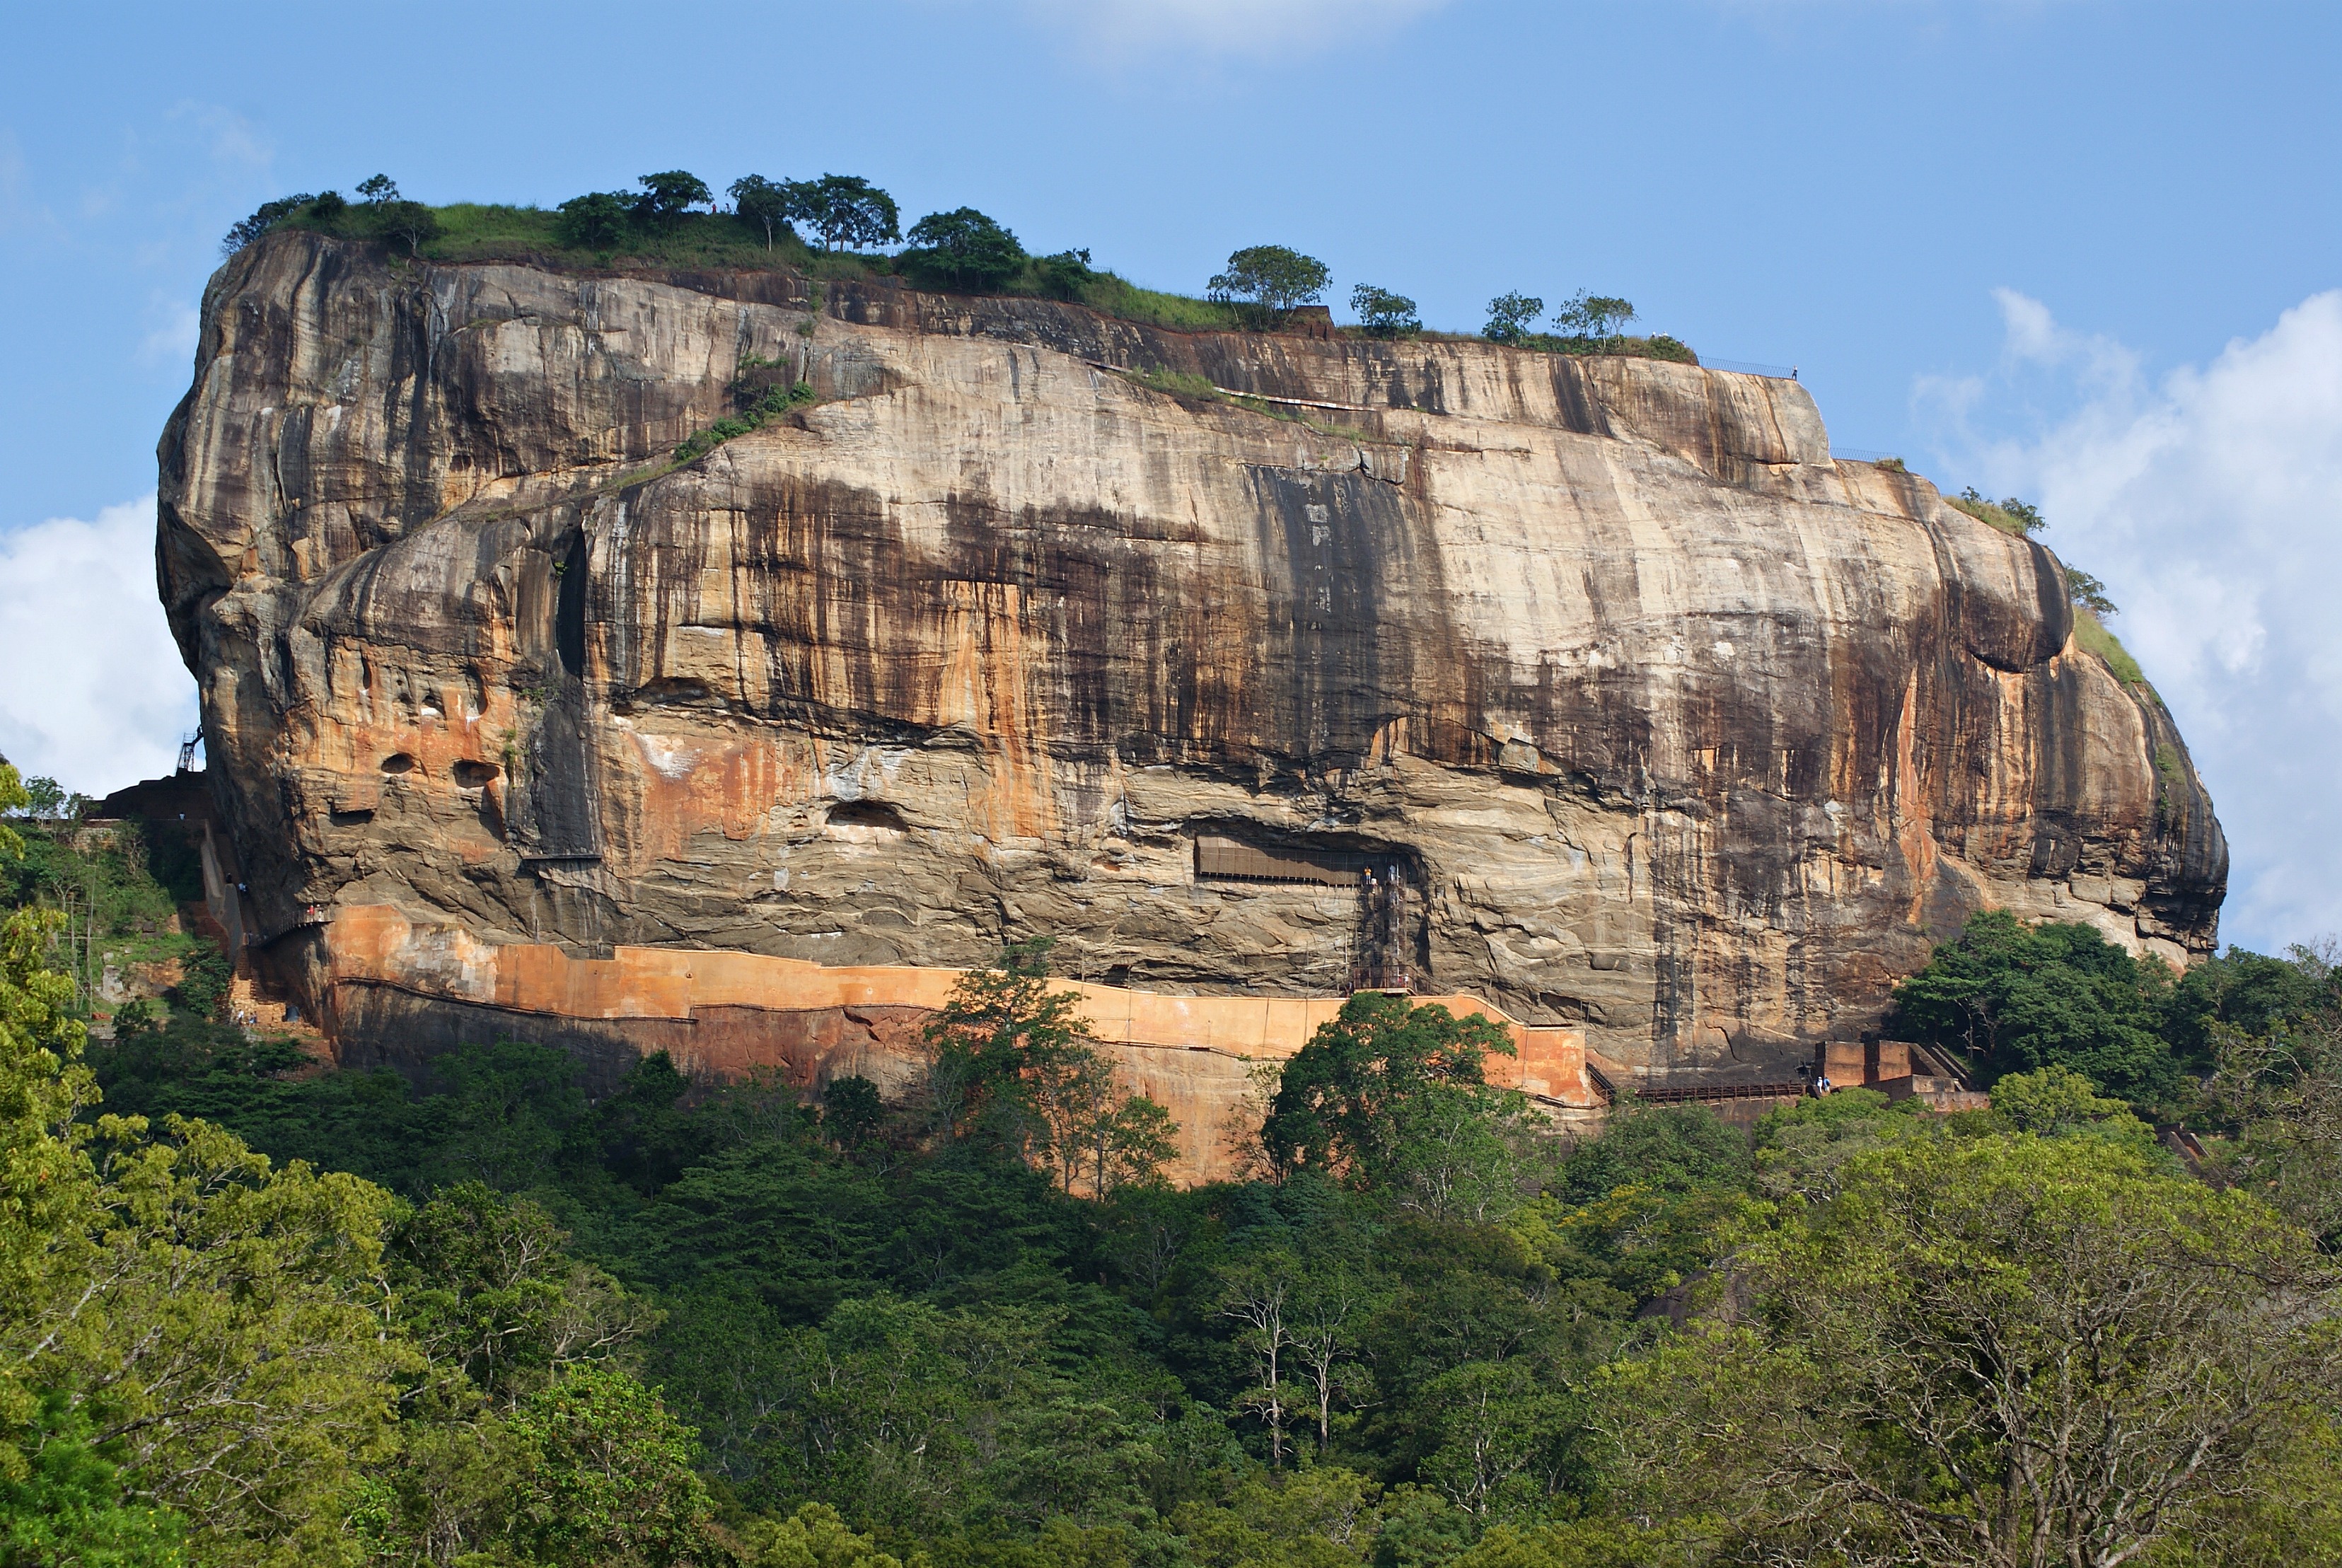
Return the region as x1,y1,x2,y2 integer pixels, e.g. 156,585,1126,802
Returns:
156,231,2225,1118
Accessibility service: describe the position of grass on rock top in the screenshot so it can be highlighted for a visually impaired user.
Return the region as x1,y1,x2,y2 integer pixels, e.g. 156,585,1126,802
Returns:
273,202,1708,353
2074,608,2147,685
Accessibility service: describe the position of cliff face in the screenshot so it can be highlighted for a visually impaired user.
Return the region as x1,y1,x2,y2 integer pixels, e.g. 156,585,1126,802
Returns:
157,232,2225,1091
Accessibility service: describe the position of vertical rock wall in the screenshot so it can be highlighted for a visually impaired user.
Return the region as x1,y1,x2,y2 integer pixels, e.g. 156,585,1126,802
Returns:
156,233,2225,1088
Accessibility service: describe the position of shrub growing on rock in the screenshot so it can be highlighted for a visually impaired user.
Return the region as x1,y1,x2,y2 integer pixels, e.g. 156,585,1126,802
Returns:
902,207,1026,292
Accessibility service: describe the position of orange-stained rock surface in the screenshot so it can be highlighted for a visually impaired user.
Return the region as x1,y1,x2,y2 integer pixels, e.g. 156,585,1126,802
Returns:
321,901,1594,1183
155,233,2225,1136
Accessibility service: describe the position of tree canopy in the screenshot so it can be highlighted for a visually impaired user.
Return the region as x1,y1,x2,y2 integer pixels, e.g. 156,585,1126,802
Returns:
1550,292,1635,344
902,207,1027,292
1891,909,2185,1109
784,175,900,252
6,793,2338,1566
1608,1131,2341,1568
634,170,713,227
729,174,794,250
1481,293,1543,343
1208,245,1331,318
1350,284,1420,337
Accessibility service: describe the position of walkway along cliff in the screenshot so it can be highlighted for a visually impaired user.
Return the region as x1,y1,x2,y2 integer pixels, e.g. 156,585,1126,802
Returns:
153,232,2227,1178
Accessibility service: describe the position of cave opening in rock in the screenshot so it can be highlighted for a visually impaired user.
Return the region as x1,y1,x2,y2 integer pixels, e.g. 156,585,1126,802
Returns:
823,800,909,842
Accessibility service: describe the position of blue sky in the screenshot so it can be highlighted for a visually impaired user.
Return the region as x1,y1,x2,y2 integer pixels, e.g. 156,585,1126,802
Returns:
4,0,2340,952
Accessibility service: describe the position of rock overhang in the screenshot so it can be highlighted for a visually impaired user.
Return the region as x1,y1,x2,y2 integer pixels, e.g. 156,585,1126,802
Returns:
154,231,2226,1129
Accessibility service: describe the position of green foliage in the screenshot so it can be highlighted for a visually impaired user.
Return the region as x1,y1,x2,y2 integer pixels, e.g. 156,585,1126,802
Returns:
1749,1087,1925,1202
673,378,818,463
1948,487,2036,535
903,208,1027,293
1553,1103,1744,1207
0,767,23,861
2063,564,2118,616
9,777,65,822
920,941,1178,1196
1033,248,1096,301
1125,366,1222,401
1350,286,1420,338
634,170,712,228
1258,993,1519,1204
557,190,634,250
731,174,796,250
1444,1517,1715,1568
354,174,398,204
505,1363,714,1567
1480,294,1543,344
2167,941,2342,1062
2073,605,2146,683
166,939,230,1022
1606,1133,2340,1568
0,1393,188,1567
374,199,439,255
1983,1062,2152,1139
738,1502,914,1568
2206,992,2342,1248
1890,909,2184,1110
1507,1105,1763,1309
1208,246,1332,321
0,900,417,1562
0,817,200,1021
1549,294,1634,346
388,1181,654,1408
20,757,2326,1567
1066,276,1247,331
221,194,314,257
787,175,901,253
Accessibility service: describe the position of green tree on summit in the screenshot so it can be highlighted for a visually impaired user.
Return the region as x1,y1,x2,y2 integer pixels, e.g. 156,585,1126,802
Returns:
729,174,794,250
784,175,900,252
1350,284,1420,337
557,191,632,250
1482,292,1543,343
1209,245,1331,324
903,207,1026,292
633,170,711,228
1553,291,1636,347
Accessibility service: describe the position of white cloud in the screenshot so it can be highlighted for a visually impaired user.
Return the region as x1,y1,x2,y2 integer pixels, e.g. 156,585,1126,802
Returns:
0,496,197,797
1006,0,1456,55
138,301,199,367
1938,291,2342,954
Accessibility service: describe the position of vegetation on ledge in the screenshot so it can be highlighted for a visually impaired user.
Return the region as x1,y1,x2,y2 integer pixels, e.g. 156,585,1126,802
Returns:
223,171,1700,360
2075,605,2147,683
1940,487,2146,685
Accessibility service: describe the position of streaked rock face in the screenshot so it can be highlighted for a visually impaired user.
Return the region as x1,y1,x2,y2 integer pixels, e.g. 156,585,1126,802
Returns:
158,233,2225,1085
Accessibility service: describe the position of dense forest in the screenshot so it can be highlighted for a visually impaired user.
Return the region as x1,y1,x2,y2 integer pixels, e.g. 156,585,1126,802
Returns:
2,762,2337,1567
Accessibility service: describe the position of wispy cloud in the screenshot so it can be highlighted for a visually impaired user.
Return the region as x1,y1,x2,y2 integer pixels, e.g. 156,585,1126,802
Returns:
138,301,200,368
1928,291,2342,953
0,496,195,794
